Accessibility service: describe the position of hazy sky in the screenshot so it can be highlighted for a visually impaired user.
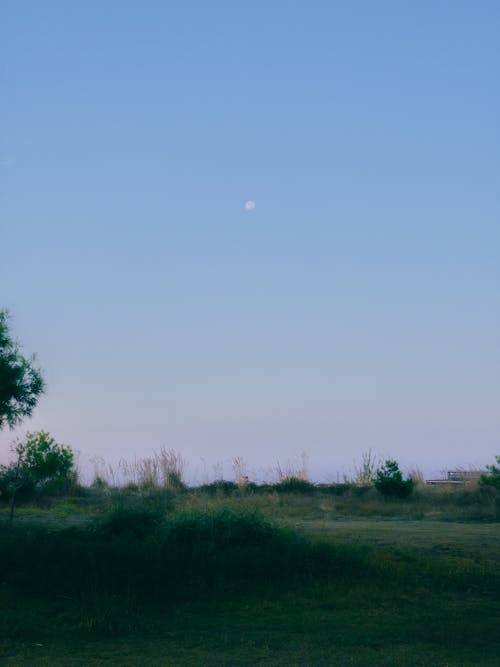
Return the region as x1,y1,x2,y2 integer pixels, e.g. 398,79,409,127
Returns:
1,1,499,481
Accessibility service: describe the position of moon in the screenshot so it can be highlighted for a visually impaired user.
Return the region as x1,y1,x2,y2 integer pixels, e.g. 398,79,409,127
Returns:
244,200,256,211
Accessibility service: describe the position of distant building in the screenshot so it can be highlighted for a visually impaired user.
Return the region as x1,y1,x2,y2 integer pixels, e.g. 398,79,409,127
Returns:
446,470,483,482
426,470,487,485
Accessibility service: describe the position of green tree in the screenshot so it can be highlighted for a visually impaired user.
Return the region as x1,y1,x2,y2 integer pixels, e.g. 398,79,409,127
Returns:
0,310,45,429
375,459,414,499
0,431,75,519
480,455,500,490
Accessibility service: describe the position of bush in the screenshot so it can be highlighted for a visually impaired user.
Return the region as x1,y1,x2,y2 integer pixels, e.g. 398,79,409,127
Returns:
480,455,500,490
93,507,164,539
375,460,414,499
273,476,316,494
0,431,75,518
196,480,239,496
0,464,35,503
16,431,74,494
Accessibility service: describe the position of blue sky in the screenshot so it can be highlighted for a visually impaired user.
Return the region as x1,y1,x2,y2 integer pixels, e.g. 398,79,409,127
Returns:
1,1,499,481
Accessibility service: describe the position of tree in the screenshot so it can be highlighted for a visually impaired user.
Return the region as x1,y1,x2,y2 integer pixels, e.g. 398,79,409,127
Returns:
480,455,500,490
0,431,75,519
0,310,45,429
375,459,414,499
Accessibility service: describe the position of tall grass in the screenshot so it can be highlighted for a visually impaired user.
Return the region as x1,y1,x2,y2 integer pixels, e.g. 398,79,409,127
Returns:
3,475,497,524
0,478,498,646
90,448,186,489
0,506,368,606
0,503,375,635
71,451,499,522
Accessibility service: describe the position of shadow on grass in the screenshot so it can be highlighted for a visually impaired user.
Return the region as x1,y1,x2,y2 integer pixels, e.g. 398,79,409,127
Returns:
0,503,498,642
0,506,371,636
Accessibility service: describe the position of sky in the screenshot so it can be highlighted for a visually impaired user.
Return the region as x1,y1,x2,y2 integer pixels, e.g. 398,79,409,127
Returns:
1,1,499,482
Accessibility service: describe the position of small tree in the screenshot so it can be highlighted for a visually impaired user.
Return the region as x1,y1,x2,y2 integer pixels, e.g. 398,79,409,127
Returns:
0,310,45,429
0,431,75,519
375,459,414,499
480,455,500,490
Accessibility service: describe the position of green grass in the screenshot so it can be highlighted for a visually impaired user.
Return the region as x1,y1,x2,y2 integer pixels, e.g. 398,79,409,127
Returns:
0,487,499,665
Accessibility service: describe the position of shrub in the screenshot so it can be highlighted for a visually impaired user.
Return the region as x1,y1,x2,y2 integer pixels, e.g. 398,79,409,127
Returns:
0,464,35,503
15,431,74,494
480,455,500,490
91,475,111,492
317,483,353,496
165,507,277,549
375,459,414,499
273,476,316,494
0,431,75,517
196,480,239,496
94,507,164,539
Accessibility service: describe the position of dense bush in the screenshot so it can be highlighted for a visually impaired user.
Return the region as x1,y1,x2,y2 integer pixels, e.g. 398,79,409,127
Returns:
0,431,76,516
93,507,164,539
273,476,316,494
318,483,354,496
375,460,414,499
480,455,500,490
0,465,35,503
196,480,239,496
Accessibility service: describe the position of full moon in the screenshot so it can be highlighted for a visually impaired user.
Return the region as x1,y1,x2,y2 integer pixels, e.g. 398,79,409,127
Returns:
244,200,256,211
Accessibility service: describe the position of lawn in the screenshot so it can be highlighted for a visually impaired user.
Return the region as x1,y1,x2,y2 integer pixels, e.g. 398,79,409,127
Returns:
0,488,498,666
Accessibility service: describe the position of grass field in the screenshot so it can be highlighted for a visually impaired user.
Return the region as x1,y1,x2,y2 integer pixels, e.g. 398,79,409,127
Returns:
0,485,498,666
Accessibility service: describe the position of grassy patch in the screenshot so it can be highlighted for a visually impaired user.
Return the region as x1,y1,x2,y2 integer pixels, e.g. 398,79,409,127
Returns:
0,489,498,665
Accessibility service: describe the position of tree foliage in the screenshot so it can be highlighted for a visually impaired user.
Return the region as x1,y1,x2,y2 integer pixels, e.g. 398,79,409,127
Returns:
15,431,74,490
0,431,75,517
0,310,45,429
480,455,500,490
375,459,414,499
